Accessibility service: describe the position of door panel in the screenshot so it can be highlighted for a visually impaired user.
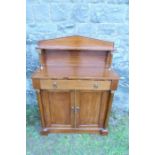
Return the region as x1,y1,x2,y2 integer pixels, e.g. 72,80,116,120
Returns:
41,90,109,130
75,91,103,128
49,92,72,125
41,90,74,128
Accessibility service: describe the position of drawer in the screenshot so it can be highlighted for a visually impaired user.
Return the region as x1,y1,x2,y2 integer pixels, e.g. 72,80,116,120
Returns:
40,80,111,90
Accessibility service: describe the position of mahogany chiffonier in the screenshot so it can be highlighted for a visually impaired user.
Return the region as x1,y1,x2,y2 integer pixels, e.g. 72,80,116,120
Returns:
31,36,120,135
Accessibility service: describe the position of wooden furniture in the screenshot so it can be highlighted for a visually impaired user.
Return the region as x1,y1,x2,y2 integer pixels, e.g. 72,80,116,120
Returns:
31,36,120,135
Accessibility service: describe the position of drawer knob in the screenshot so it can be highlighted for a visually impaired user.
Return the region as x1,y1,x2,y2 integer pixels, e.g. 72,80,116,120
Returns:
93,83,99,89
52,82,57,88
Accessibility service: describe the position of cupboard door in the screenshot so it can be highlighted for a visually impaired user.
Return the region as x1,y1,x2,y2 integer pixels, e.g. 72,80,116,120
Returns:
41,90,74,128
75,91,102,128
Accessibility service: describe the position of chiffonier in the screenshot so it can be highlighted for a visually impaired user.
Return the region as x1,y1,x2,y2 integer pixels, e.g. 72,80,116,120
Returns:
31,35,120,135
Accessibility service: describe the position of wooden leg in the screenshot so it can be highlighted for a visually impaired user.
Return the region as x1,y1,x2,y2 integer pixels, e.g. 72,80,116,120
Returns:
40,128,49,136
40,131,48,136
100,128,108,136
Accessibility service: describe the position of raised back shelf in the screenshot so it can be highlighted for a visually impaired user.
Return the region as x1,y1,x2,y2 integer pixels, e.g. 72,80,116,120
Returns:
37,36,114,69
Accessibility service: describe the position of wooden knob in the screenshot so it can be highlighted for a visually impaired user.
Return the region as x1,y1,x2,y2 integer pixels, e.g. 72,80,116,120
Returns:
52,82,57,88
93,83,98,88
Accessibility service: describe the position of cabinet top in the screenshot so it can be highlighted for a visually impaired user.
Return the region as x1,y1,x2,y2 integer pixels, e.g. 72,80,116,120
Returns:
37,35,114,51
32,66,120,80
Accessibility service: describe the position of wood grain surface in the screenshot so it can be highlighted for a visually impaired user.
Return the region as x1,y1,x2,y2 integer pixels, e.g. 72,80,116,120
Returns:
31,36,120,135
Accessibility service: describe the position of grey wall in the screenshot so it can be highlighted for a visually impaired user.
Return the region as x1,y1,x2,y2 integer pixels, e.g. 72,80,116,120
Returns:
26,0,129,112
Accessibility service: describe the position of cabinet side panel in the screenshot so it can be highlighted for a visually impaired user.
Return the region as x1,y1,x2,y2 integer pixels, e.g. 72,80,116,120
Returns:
36,90,45,127
41,90,51,127
104,91,114,128
49,92,72,125
98,91,110,128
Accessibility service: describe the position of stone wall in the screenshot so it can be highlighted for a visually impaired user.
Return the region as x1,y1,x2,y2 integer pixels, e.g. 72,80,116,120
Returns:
26,0,129,112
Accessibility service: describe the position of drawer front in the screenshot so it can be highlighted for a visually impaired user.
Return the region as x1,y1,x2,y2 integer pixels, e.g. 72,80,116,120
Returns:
40,80,111,90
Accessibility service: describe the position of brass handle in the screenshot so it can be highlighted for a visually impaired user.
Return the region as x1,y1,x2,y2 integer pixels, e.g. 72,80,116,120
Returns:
52,82,57,88
75,107,80,112
93,83,98,89
71,106,74,111
71,106,80,112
